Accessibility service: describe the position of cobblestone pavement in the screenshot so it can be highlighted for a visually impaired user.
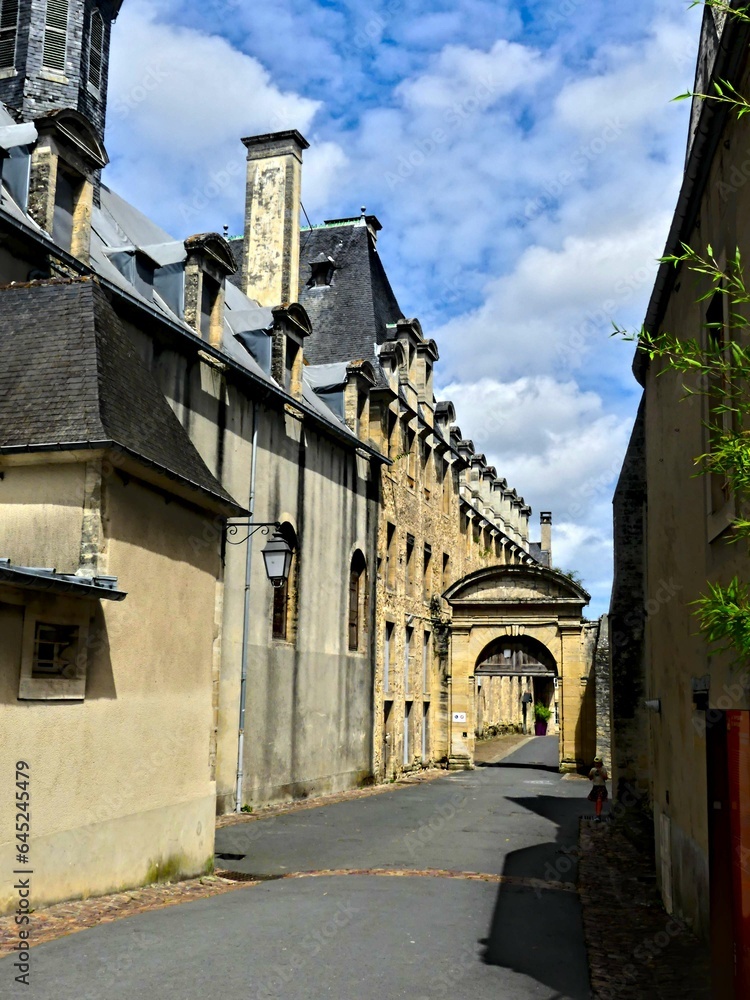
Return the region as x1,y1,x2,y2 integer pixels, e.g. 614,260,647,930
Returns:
579,817,711,999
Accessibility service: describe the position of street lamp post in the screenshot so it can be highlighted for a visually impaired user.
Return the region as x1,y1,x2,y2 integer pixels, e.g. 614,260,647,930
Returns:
225,519,294,811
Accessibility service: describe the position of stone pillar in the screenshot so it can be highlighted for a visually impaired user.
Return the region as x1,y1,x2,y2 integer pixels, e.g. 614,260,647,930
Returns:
448,627,473,769
28,145,58,236
241,130,309,307
559,625,587,771
70,178,94,265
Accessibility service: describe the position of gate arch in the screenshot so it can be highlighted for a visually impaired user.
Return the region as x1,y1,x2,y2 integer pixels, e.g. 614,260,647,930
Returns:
443,564,594,772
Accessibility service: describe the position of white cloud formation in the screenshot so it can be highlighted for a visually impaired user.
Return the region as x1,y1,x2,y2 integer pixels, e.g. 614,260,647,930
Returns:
101,0,704,613
106,0,336,235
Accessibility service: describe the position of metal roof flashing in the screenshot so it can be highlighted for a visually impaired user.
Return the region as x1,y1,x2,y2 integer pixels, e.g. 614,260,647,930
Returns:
0,559,127,600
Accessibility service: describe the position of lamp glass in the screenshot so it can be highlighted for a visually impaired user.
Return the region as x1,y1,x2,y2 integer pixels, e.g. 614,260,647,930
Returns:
262,531,293,587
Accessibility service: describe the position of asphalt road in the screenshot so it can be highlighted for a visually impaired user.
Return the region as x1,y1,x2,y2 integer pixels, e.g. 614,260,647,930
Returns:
4,737,592,999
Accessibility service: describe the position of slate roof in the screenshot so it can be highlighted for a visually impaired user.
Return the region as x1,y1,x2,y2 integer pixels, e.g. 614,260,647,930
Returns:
296,222,404,367
0,277,243,515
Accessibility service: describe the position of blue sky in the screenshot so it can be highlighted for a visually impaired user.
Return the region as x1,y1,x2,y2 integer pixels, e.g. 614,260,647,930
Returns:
105,0,703,616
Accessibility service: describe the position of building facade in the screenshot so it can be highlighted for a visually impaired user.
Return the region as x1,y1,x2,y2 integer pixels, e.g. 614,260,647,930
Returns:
0,0,595,914
611,5,750,994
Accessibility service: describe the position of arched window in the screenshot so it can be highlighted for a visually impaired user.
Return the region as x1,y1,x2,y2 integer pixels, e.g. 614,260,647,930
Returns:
88,9,104,93
271,524,297,642
0,0,19,70
43,0,69,72
348,551,367,651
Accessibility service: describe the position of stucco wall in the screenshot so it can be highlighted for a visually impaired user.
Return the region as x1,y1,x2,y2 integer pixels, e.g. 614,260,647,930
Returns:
216,407,377,810
0,468,221,913
623,91,750,938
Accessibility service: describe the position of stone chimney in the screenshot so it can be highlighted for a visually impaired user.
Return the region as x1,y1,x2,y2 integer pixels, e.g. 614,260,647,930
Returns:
541,512,552,564
241,130,309,307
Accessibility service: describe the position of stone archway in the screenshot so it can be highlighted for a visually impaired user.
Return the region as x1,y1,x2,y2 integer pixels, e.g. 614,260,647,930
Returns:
443,564,595,772
475,634,560,740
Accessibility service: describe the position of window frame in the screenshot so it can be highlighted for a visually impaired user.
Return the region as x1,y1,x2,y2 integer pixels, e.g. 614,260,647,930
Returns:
18,599,91,701
43,0,69,74
0,0,19,72
87,7,104,97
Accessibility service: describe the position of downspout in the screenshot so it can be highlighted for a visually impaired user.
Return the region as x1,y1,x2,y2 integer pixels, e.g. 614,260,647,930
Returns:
236,400,259,812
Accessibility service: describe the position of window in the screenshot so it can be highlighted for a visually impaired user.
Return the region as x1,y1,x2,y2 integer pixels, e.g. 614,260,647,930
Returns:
403,423,416,488
422,544,432,602
442,552,450,591
88,8,104,93
435,457,453,514
422,630,431,692
271,524,297,641
422,703,430,760
403,701,412,766
18,601,91,701
348,551,367,651
200,274,220,341
385,522,397,591
0,0,18,70
405,535,415,595
32,622,79,677
272,580,289,640
404,625,413,693
420,438,431,499
43,0,69,72
384,621,395,693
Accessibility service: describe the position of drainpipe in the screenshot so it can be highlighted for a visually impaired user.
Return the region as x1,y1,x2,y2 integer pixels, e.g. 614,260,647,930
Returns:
236,400,259,812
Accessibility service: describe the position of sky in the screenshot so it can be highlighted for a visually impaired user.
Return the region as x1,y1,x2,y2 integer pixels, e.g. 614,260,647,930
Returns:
104,0,703,617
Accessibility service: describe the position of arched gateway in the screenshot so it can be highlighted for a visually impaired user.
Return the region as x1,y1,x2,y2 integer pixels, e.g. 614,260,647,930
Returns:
443,564,595,772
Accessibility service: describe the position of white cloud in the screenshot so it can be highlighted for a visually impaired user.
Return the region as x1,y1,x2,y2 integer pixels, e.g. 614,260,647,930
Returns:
106,0,334,236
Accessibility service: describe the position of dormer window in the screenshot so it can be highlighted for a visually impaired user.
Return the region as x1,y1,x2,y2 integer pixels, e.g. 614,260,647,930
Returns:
0,0,19,71
88,9,104,96
105,247,157,301
183,233,235,346
28,109,108,263
43,0,69,73
307,253,335,288
200,273,220,339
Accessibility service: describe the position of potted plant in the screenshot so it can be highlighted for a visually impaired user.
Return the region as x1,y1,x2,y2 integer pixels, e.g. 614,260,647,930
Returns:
534,702,552,736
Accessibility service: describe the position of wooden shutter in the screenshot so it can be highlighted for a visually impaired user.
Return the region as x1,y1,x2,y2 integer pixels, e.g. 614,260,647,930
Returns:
0,0,18,69
89,9,104,91
43,0,68,72
348,569,359,650
272,580,288,640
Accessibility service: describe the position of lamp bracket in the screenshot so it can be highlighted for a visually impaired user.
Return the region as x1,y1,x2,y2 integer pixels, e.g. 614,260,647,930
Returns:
225,520,282,546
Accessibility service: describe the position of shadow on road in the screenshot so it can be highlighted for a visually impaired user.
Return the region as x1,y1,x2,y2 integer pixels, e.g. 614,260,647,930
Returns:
480,794,591,1000
477,761,563,775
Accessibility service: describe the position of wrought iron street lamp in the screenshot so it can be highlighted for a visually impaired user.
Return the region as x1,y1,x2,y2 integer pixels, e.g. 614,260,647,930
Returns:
225,520,293,588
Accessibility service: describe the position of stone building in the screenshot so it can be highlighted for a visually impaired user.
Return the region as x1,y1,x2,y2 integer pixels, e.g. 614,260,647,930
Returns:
0,0,596,913
611,5,750,994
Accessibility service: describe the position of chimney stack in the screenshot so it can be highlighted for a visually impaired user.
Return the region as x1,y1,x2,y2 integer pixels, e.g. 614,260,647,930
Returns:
540,512,552,565
241,130,309,307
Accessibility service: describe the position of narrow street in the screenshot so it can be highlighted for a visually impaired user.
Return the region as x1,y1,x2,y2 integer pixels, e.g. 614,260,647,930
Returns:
6,738,592,999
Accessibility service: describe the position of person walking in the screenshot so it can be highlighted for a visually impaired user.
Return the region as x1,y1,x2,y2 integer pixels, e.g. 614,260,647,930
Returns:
587,755,609,821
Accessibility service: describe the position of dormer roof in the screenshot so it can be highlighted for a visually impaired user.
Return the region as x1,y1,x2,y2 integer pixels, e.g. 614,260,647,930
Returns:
34,108,108,170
